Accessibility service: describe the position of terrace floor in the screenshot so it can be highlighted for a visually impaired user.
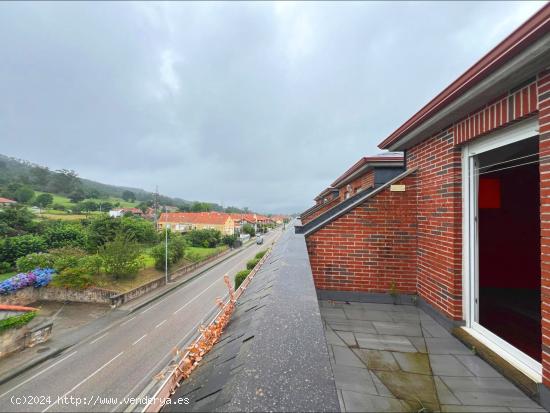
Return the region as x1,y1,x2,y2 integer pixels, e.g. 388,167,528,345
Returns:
320,300,546,413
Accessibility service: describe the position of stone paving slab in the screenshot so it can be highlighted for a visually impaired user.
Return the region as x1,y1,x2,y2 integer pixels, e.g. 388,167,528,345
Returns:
320,300,546,413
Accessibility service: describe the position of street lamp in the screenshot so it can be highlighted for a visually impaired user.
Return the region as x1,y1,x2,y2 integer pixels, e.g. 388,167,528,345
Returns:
164,203,170,284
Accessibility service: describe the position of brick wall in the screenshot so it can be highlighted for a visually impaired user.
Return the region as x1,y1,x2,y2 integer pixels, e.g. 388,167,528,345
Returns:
301,196,341,224
538,68,550,386
338,170,375,200
306,172,417,294
406,130,463,320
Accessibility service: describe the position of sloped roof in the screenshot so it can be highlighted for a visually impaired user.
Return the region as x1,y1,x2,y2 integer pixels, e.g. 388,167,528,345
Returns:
331,152,404,188
0,197,16,203
159,212,231,225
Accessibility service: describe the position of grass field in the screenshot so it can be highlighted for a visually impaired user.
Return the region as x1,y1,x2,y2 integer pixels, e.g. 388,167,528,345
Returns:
34,191,139,209
185,246,228,262
0,272,16,282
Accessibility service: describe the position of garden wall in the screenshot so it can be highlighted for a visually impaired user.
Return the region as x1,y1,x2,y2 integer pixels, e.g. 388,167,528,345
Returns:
0,286,114,306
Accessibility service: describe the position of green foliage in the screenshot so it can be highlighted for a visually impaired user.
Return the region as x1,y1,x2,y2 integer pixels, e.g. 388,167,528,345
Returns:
14,186,35,203
49,247,87,272
43,221,87,249
16,252,55,272
0,311,36,331
242,223,256,237
0,261,12,273
49,169,80,194
85,215,156,251
191,202,212,212
185,229,222,248
51,203,66,211
34,193,53,209
68,188,86,203
255,250,267,260
122,190,136,202
0,234,47,264
234,269,251,289
184,246,226,262
0,206,39,236
77,200,99,213
151,233,189,271
100,232,143,279
51,267,93,290
246,258,260,270
221,234,237,247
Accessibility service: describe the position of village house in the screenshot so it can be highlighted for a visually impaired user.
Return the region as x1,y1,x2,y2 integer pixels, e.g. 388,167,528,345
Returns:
158,212,235,235
297,5,550,408
108,207,143,218
0,197,16,207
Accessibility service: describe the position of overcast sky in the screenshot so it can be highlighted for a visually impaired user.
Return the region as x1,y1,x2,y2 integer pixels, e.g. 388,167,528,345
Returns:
0,1,545,213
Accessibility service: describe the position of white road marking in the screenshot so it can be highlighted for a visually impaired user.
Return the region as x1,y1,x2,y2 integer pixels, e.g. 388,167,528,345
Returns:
155,320,167,329
41,352,124,412
140,296,169,314
90,333,108,345
120,316,136,326
173,278,221,315
0,351,77,400
132,335,147,346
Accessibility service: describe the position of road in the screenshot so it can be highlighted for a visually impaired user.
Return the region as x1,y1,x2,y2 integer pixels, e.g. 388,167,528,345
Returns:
0,229,281,413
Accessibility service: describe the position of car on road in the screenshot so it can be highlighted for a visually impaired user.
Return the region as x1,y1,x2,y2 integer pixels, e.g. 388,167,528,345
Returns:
256,235,264,245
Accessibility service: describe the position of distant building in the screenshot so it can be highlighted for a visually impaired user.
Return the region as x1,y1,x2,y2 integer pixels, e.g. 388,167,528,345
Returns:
109,208,143,218
158,212,234,235
0,197,17,207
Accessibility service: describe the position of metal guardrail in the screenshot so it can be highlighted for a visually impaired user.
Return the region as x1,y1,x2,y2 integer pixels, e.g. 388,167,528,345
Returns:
140,246,273,413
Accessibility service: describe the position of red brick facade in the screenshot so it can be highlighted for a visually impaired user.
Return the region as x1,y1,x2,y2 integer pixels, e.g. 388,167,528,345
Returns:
306,172,417,294
301,196,340,224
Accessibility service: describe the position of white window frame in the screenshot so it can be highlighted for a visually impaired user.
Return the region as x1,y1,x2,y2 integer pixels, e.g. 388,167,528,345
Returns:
462,117,541,380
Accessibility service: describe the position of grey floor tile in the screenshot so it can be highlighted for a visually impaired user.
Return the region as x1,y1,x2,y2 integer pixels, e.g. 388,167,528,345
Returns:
329,320,378,334
344,308,394,322
440,377,540,408
393,352,431,375
341,390,406,413
325,327,349,347
508,407,547,412
372,321,423,337
421,320,451,338
434,376,461,405
370,371,394,397
332,344,367,368
321,307,348,320
409,336,428,353
389,312,421,323
441,405,511,412
429,354,474,377
336,389,346,413
353,349,400,371
335,330,358,347
374,370,440,406
425,337,473,355
333,364,378,395
455,355,502,378
355,333,417,353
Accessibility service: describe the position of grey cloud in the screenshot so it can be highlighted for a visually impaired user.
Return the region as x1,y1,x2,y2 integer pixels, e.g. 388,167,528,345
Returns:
0,1,545,213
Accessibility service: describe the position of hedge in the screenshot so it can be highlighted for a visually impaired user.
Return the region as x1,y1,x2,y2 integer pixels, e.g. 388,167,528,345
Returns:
0,311,37,331
234,269,251,289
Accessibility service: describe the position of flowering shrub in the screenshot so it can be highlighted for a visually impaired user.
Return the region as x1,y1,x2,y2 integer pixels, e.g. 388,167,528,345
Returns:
0,268,54,295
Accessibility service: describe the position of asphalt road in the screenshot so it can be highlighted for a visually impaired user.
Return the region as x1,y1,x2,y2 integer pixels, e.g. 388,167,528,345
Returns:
0,229,281,413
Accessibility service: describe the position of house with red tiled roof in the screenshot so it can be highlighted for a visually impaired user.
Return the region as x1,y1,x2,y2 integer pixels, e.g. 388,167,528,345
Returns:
0,197,16,207
108,207,143,218
159,212,234,235
297,4,550,406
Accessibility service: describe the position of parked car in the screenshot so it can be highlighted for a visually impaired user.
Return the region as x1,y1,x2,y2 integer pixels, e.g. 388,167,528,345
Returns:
256,235,264,245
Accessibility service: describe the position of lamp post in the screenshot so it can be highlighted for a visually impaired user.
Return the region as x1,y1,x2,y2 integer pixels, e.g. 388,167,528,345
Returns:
164,203,170,284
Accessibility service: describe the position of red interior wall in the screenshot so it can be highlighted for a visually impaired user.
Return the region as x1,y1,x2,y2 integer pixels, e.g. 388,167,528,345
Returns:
479,163,540,289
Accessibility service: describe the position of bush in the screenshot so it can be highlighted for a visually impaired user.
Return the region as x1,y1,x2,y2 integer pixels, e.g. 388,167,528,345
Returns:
51,267,93,290
43,222,87,249
100,232,143,279
16,252,55,272
120,217,157,244
0,234,47,264
0,268,54,295
242,223,255,237
0,261,12,273
222,234,237,247
234,269,251,289
151,234,188,271
246,258,260,270
51,203,66,211
255,250,267,260
49,247,87,272
185,229,222,248
0,311,37,331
